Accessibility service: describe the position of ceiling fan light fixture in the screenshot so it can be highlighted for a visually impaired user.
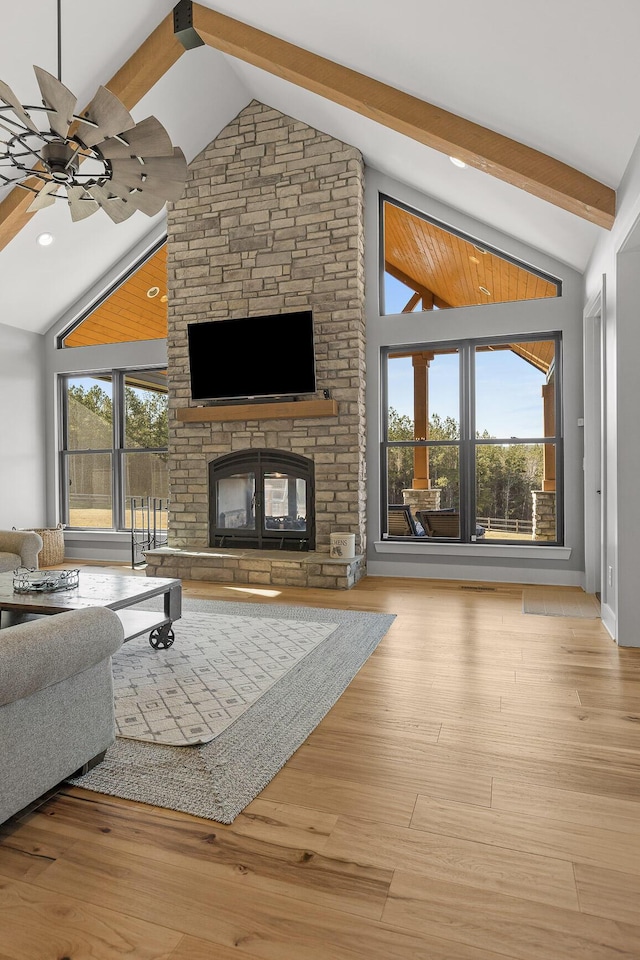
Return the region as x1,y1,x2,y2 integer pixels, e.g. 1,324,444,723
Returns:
0,4,187,224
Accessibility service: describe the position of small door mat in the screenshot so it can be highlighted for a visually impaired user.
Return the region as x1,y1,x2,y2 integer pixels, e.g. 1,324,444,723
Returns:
522,588,600,618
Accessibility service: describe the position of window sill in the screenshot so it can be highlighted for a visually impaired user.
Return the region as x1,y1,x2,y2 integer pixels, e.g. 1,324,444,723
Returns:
373,540,572,561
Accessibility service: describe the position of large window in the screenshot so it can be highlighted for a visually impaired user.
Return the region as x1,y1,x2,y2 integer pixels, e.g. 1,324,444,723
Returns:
382,335,562,544
60,369,168,530
381,196,561,314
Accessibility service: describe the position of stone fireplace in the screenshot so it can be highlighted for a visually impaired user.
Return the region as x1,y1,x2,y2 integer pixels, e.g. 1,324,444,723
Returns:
145,101,367,589
209,449,315,551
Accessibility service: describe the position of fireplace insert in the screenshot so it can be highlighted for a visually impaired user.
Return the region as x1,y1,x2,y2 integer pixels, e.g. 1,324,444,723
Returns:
209,449,315,551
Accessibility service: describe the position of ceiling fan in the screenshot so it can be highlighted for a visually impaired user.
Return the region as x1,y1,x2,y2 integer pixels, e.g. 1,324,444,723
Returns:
0,2,187,223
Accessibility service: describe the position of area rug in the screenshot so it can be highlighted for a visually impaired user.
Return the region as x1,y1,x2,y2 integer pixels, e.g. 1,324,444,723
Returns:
113,611,339,746
70,598,396,823
522,587,601,618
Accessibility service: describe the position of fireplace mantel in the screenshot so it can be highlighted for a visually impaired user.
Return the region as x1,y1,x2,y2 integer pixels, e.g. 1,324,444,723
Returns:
176,398,338,423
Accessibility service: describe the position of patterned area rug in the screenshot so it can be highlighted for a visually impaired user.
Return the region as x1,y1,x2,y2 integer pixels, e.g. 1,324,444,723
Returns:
114,612,337,745
71,598,396,823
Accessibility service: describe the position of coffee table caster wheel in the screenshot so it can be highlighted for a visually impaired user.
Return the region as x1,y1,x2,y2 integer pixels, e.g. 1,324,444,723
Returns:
149,625,175,649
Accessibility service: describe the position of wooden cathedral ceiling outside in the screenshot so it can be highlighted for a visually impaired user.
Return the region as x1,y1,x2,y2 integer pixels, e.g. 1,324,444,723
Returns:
0,3,616,253
64,246,167,346
384,202,559,311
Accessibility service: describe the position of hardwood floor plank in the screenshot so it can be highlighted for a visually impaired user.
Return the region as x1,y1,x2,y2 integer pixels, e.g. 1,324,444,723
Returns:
260,768,419,826
30,841,513,960
383,870,640,960
491,778,640,833
167,936,255,960
0,875,182,960
36,823,393,923
324,815,579,910
411,793,640,875
287,743,494,806
574,863,640,924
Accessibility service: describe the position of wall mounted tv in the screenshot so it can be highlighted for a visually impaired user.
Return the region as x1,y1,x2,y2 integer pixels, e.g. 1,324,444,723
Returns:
187,310,317,402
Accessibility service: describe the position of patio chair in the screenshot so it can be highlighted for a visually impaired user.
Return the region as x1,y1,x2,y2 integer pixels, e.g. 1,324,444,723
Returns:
416,509,460,538
388,504,423,537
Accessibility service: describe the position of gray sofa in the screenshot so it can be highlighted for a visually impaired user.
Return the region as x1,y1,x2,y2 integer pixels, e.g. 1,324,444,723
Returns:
0,530,43,572
0,606,124,824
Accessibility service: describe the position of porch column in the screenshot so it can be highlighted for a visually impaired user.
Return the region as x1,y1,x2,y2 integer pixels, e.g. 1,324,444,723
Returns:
402,351,441,515
542,379,556,491
412,352,433,488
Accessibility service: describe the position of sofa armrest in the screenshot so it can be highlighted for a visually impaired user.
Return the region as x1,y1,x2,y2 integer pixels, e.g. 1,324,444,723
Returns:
0,530,43,569
0,607,124,707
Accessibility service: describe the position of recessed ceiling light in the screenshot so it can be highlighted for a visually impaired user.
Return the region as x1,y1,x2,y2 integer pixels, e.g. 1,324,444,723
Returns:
147,286,160,298
160,294,168,303
469,256,480,264
449,157,466,168
36,232,54,246
479,286,492,296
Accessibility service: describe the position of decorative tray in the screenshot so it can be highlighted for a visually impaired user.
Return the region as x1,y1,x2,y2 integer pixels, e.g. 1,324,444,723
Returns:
13,568,80,593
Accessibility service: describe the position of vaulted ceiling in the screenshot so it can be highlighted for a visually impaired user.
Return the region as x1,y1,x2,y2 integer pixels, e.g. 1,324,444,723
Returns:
2,0,640,335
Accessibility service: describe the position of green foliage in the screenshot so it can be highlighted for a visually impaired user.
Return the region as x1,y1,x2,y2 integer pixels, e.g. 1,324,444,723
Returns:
386,406,543,521
67,383,168,450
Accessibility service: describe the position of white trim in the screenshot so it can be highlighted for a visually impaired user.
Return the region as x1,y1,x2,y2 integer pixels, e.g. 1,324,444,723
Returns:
373,541,572,560
600,601,617,641
583,282,605,596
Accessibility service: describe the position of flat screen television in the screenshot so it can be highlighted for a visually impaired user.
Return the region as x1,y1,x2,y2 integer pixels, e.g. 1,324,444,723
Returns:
187,310,317,401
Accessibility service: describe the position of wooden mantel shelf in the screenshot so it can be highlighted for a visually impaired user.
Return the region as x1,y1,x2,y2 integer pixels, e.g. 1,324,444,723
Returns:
176,398,339,423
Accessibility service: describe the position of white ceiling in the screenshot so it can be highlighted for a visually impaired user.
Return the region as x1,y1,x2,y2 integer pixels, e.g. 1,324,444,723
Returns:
1,0,640,334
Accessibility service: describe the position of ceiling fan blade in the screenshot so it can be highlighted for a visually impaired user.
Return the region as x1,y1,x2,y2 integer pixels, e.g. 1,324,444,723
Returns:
26,180,60,211
87,183,137,223
110,147,187,184
34,66,76,139
125,191,167,217
66,185,99,221
0,78,39,133
110,171,186,203
74,85,135,148
97,116,174,160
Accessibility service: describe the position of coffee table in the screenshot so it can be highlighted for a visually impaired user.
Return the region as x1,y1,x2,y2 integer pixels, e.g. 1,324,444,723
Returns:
0,571,182,649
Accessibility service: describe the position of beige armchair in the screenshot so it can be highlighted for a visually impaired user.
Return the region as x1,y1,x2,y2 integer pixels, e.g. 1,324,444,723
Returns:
0,530,43,572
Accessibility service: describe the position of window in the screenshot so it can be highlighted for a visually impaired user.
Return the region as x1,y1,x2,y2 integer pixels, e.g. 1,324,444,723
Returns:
381,197,561,314
60,369,168,530
382,335,562,544
59,242,168,347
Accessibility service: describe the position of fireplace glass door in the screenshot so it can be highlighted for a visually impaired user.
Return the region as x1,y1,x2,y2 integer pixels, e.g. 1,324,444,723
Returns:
216,473,256,531
210,450,315,550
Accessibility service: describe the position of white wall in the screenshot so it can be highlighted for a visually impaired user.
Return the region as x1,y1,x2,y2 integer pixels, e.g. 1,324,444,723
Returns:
365,170,586,587
0,322,46,528
584,131,640,644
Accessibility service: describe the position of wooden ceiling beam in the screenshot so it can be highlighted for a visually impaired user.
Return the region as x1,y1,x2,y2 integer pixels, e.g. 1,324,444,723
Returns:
0,14,186,253
192,4,615,230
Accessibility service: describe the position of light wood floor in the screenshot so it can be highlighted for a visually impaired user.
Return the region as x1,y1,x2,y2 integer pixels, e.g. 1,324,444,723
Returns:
3,570,640,960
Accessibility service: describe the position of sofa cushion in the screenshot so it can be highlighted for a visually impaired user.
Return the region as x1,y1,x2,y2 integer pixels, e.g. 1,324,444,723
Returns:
0,552,20,573
0,607,124,706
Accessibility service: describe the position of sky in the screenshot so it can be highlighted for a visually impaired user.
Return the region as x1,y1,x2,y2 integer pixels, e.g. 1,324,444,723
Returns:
384,275,548,439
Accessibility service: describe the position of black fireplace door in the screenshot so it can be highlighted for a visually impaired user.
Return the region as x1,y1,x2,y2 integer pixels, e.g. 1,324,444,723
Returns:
209,449,315,550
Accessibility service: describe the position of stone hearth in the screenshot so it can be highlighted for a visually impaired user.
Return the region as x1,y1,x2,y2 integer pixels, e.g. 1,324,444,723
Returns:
155,101,367,589
145,546,364,590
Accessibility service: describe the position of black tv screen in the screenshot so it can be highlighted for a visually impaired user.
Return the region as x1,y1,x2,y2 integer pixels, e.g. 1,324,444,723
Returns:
187,310,317,401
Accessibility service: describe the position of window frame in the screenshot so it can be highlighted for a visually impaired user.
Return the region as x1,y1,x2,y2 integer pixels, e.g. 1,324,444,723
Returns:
381,332,564,546
59,367,168,531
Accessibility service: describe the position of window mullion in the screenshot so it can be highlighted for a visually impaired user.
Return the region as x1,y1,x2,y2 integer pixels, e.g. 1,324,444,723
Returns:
112,371,124,530
459,342,474,542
